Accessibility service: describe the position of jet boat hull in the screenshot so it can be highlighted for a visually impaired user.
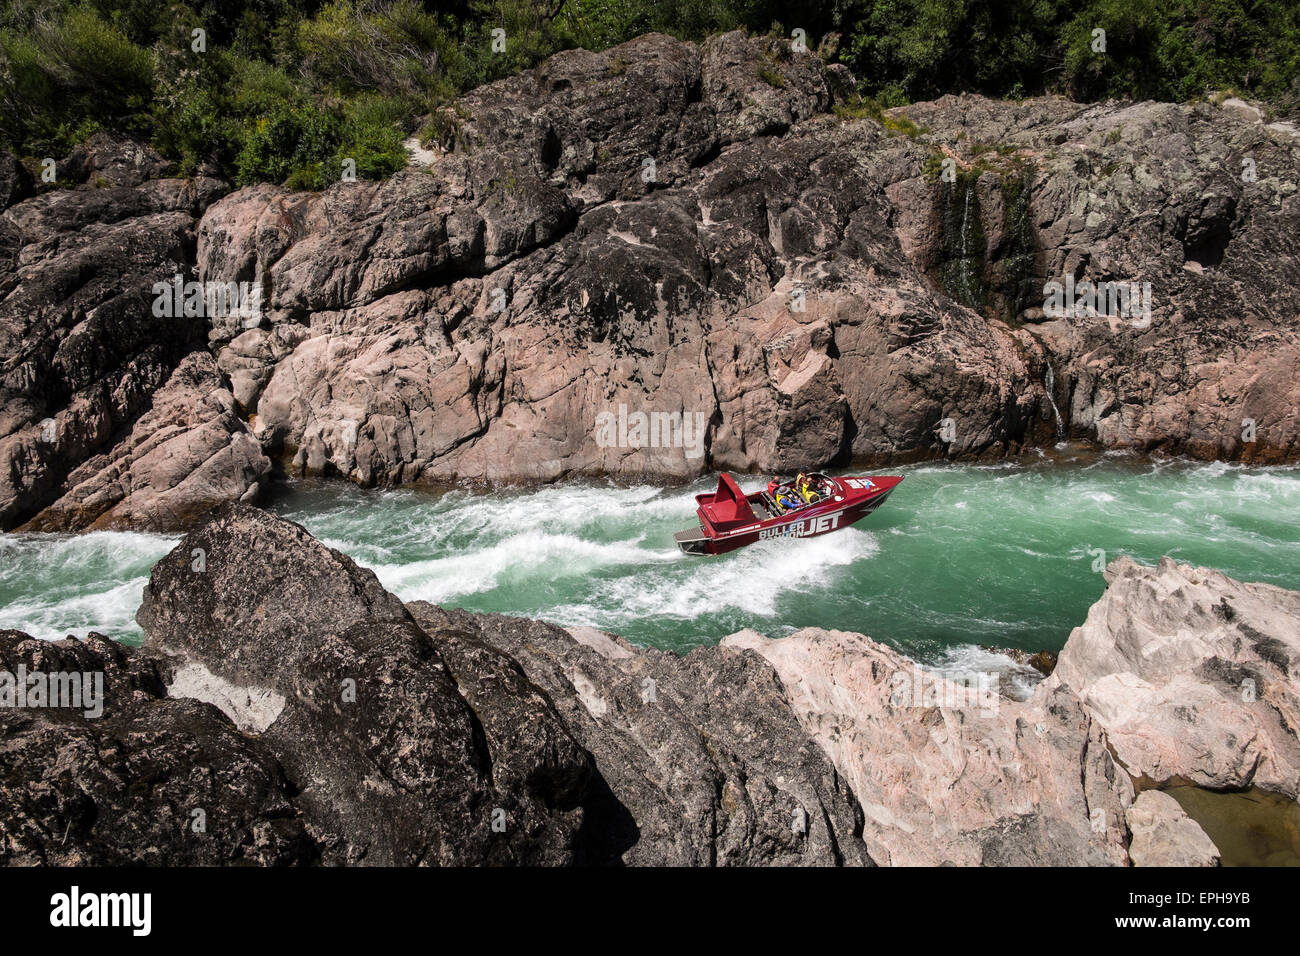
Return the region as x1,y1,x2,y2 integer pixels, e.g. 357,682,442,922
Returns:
675,473,903,555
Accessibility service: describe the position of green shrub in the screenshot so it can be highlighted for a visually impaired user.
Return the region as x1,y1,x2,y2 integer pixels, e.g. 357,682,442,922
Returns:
234,100,341,188
834,94,924,136
3,0,1298,186
0,5,153,155
297,0,450,97
335,93,410,180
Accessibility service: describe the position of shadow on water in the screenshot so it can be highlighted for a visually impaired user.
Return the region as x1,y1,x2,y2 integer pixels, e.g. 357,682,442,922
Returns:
1165,786,1300,866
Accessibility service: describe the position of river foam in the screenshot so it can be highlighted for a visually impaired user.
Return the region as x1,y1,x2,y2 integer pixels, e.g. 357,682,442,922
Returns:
3,458,1299,658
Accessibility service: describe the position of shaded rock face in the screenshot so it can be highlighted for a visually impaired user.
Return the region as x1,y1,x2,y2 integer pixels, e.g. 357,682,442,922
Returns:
723,628,1133,866
1047,555,1300,797
0,135,234,531
409,608,870,866
4,30,1298,529
0,504,866,866
0,631,318,866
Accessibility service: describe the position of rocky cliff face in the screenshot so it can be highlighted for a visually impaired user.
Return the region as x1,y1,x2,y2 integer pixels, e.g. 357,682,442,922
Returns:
3,506,1296,865
3,32,1298,531
0,135,266,531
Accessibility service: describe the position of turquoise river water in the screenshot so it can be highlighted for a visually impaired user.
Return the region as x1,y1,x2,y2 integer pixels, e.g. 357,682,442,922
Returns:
3,448,1299,669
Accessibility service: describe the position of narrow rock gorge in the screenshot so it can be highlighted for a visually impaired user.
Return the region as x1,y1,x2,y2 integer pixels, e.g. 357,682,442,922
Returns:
4,31,1298,533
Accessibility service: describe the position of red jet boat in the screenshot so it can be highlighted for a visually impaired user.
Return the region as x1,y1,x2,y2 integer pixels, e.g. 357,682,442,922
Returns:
674,472,903,555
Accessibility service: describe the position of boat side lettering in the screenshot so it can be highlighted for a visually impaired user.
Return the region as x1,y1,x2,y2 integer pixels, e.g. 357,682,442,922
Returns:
759,512,842,540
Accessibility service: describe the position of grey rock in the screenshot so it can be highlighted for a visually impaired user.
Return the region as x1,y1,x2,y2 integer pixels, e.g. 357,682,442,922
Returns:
1126,789,1220,866
18,351,270,531
136,504,597,864
0,135,233,531
410,607,872,866
0,630,319,866
1046,555,1300,797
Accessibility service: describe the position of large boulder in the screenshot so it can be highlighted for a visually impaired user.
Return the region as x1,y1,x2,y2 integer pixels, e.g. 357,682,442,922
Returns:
136,505,596,865
723,627,1133,865
1046,555,1300,797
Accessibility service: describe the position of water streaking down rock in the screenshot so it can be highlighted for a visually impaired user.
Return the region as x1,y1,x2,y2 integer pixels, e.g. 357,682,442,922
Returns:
4,30,1300,533
3,505,1298,865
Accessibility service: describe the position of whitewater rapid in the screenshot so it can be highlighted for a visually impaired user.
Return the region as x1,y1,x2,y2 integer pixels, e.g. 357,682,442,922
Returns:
3,455,1299,668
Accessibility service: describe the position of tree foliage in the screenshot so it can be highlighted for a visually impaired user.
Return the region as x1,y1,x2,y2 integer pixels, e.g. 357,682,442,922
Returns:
1,0,1295,188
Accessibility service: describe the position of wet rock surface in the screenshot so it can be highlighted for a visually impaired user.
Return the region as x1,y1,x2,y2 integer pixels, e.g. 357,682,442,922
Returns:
3,32,1297,531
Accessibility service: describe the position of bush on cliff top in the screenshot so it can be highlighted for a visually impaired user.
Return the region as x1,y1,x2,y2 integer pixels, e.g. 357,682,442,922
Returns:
1,0,1296,189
